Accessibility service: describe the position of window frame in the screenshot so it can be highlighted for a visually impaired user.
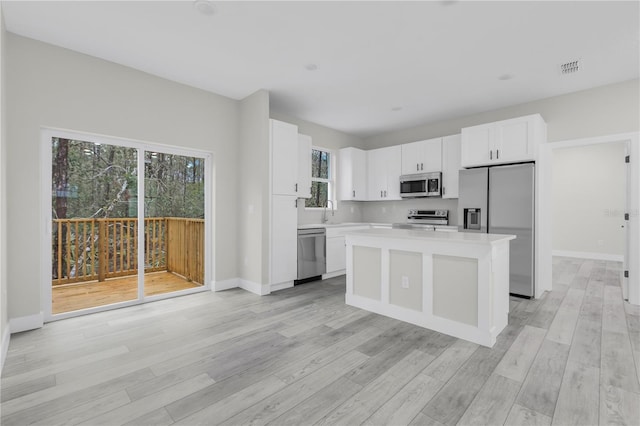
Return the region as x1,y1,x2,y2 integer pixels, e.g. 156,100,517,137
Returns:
305,146,336,210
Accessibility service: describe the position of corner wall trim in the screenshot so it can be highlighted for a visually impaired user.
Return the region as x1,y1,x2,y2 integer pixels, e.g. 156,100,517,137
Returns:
239,279,270,296
213,278,240,292
553,250,624,262
1,325,10,374
9,312,44,334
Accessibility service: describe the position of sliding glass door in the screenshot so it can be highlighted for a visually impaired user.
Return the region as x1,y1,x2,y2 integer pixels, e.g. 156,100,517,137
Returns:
48,132,209,317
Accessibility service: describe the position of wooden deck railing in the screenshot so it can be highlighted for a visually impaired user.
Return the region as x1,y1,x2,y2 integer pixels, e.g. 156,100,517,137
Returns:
52,217,204,286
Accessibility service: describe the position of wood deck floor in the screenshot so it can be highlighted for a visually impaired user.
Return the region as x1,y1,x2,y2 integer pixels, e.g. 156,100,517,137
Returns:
2,257,638,425
52,272,202,314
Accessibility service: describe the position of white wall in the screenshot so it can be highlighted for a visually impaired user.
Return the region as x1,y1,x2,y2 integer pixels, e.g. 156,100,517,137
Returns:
552,142,627,259
0,5,9,370
6,34,240,322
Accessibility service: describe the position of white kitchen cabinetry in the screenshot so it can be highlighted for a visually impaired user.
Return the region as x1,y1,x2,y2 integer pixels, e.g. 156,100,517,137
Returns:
441,134,461,199
367,145,401,200
270,195,298,288
271,119,299,196
401,137,442,175
338,147,367,201
325,225,370,278
461,114,545,168
297,134,312,199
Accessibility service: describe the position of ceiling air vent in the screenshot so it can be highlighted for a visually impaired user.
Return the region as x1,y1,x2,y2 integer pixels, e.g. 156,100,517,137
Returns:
559,59,581,75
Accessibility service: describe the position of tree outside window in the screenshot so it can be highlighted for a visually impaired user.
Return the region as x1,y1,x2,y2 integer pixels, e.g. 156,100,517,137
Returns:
305,148,333,208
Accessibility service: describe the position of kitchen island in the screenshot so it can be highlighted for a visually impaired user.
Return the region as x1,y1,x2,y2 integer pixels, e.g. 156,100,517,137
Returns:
345,228,515,347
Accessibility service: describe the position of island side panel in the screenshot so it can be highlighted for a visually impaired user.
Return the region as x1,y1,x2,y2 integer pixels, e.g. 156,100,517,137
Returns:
432,254,478,327
389,250,423,312
352,246,382,301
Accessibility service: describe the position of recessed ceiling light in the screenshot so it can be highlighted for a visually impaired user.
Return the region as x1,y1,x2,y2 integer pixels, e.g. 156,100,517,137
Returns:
305,63,319,71
391,106,403,112
194,0,216,16
498,74,515,81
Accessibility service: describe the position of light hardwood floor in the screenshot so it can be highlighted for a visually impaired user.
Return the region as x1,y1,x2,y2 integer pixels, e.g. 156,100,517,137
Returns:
2,257,639,425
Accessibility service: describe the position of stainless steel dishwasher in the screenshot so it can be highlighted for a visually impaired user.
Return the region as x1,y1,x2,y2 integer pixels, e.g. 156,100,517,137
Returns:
296,228,326,283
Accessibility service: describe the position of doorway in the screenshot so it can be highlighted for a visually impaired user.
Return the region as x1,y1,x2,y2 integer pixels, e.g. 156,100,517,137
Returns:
43,129,212,320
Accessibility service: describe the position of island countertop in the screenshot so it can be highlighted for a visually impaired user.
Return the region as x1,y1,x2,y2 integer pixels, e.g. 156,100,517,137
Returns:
347,228,516,245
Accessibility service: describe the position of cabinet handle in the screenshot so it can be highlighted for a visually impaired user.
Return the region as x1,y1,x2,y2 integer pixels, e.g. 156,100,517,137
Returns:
416,164,419,171
353,190,355,197
384,190,387,197
421,163,424,171
380,190,383,198
490,150,493,160
295,183,298,192
294,199,297,207
443,187,446,195
497,149,499,159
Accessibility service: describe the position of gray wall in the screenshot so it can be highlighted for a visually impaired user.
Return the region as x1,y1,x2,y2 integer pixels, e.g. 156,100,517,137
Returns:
238,90,270,285
1,7,8,359
552,142,627,256
365,79,639,148
6,34,240,321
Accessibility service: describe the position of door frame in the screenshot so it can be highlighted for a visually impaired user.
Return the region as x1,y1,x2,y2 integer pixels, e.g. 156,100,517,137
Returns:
41,127,214,321
539,131,639,305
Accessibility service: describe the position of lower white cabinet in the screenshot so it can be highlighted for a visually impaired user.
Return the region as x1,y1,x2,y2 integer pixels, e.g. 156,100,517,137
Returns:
271,195,298,287
325,225,370,275
326,237,346,273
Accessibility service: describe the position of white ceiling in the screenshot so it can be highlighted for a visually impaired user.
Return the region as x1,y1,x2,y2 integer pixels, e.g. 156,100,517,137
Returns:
2,1,639,137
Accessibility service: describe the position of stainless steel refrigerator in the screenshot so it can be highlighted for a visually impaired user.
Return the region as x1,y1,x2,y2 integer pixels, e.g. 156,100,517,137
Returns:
458,163,535,297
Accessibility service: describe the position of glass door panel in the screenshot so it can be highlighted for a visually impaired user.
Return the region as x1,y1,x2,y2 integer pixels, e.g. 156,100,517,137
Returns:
51,137,138,314
143,151,205,297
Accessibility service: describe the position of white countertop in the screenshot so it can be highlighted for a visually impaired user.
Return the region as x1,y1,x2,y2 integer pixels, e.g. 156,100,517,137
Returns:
297,222,384,230
347,228,515,245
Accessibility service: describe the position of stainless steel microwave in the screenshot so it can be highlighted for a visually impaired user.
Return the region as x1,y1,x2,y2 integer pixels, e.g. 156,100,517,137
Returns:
399,172,442,198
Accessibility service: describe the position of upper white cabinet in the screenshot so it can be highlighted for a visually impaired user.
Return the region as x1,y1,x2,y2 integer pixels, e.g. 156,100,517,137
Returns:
461,114,546,168
271,119,299,196
367,145,401,200
441,134,461,199
338,147,367,201
297,134,312,199
401,137,442,175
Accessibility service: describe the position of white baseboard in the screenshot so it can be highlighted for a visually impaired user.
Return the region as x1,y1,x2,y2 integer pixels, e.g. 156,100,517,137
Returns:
9,312,44,334
1,325,10,374
213,278,240,292
553,250,624,262
239,279,270,296
270,281,294,292
322,271,345,280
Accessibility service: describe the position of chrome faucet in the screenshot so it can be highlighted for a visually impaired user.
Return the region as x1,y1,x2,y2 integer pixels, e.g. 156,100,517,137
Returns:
322,200,335,223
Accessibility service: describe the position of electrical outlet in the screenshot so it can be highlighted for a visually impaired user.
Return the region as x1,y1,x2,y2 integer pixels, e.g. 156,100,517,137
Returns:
401,276,409,289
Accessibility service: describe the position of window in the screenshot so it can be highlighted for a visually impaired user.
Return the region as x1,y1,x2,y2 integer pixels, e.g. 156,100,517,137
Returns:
305,148,334,208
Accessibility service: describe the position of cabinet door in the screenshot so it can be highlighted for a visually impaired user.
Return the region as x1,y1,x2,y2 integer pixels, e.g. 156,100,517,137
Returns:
367,149,386,200
442,134,461,199
326,236,346,273
401,141,424,174
271,195,298,285
384,145,402,200
422,138,442,173
271,119,299,196
297,134,312,198
461,124,493,168
338,147,367,201
494,117,535,164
